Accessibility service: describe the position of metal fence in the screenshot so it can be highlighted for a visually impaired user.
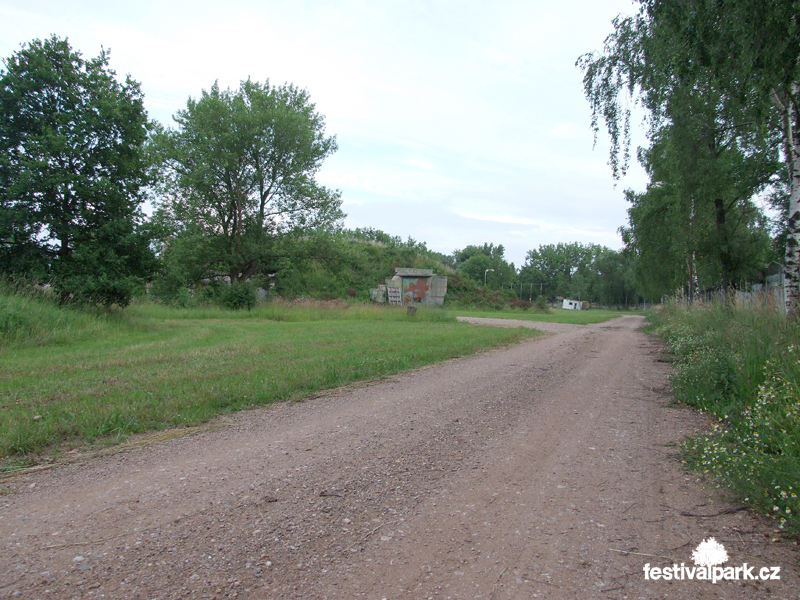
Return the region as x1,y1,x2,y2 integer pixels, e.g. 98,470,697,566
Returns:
668,272,786,314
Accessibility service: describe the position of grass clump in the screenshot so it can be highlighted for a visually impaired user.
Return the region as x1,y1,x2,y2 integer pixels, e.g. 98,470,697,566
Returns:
650,303,800,535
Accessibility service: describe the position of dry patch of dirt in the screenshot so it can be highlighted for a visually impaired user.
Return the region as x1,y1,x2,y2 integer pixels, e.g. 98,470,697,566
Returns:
1,315,798,599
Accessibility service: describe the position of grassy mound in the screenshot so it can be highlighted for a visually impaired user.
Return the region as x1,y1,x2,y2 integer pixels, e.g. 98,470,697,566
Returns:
0,282,111,347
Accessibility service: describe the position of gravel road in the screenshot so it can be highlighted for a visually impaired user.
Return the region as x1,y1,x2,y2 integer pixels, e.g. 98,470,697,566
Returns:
2,315,798,599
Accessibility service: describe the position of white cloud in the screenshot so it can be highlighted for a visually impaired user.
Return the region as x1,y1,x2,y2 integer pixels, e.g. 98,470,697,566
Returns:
399,156,437,171
547,123,591,141
454,212,539,226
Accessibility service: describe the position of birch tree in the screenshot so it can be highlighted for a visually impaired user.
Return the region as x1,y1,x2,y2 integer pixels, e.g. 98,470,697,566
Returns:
578,0,798,308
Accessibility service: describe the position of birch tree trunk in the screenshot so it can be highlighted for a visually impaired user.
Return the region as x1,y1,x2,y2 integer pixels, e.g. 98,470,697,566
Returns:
774,87,800,313
787,143,800,314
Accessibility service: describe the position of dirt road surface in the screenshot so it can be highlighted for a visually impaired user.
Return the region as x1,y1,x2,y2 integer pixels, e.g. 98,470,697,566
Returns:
2,315,799,599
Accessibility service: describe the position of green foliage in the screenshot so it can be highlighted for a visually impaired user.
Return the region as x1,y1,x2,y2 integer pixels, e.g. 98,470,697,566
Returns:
578,1,792,297
218,280,257,310
520,242,637,306
444,270,516,309
269,230,445,300
619,99,778,299
149,227,641,311
266,232,543,310
152,78,342,286
57,218,156,307
149,228,460,308
0,36,155,306
521,242,597,300
651,304,800,535
622,187,775,303
453,243,516,289
592,248,636,306
577,1,794,182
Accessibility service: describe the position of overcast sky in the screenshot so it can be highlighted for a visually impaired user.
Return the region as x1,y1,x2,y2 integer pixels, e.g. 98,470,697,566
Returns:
0,0,648,267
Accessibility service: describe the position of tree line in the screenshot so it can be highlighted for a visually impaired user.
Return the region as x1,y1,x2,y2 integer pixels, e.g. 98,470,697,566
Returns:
578,0,799,309
0,35,645,309
13,21,790,310
435,241,638,307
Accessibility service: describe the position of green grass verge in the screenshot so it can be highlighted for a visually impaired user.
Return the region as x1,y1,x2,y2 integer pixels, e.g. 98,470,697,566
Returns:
649,303,800,536
0,296,540,458
452,307,643,324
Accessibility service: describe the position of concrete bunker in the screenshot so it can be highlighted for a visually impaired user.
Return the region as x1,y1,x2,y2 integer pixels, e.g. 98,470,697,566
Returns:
370,268,447,306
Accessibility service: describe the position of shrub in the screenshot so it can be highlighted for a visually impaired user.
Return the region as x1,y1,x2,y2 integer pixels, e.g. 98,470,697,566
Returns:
218,281,257,310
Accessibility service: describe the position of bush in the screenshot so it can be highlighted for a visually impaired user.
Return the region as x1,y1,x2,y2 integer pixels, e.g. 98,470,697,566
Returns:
218,280,257,310
508,299,531,309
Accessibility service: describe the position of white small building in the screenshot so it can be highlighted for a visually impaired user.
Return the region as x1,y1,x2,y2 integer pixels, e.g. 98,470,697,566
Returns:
562,298,582,310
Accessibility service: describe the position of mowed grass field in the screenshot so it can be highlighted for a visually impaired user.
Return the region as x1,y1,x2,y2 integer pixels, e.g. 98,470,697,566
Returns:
451,307,643,325
0,297,540,460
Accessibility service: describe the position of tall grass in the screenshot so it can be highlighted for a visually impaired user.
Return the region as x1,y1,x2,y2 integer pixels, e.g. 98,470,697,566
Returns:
0,280,111,347
649,302,800,535
1,292,537,458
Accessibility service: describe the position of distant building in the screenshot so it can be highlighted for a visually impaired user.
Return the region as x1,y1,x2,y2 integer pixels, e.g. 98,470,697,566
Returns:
370,268,447,306
562,298,582,310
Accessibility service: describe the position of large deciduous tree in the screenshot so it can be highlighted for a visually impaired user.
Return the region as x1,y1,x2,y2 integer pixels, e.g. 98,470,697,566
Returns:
0,36,155,306
155,79,343,286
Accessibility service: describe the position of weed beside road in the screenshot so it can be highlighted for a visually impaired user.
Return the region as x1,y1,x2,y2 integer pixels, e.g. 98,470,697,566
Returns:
0,294,540,459
649,304,800,536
